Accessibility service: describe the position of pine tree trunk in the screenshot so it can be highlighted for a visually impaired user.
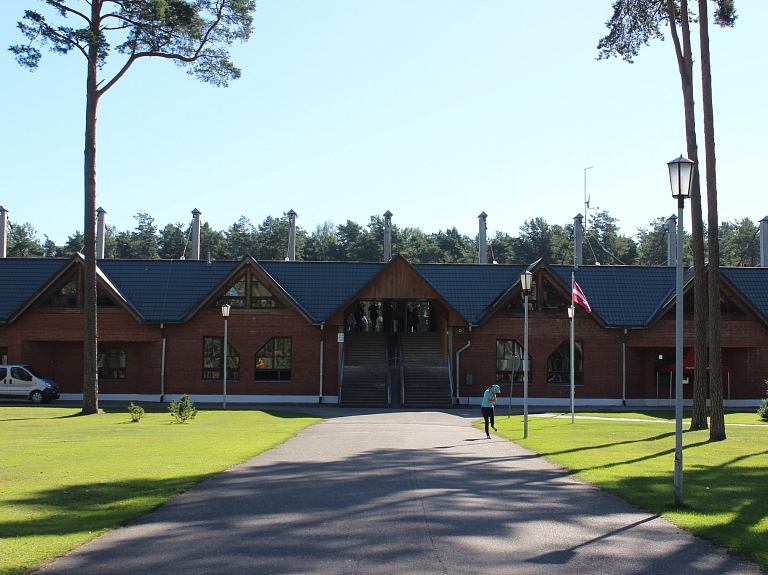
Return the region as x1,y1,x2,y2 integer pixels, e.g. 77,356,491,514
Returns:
698,0,725,440
81,2,101,415
680,1,709,431
668,0,708,430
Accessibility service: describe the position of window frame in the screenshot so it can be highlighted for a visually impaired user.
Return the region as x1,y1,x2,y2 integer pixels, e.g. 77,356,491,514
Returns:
254,337,292,381
547,340,584,385
202,337,240,381
97,347,126,380
495,339,532,384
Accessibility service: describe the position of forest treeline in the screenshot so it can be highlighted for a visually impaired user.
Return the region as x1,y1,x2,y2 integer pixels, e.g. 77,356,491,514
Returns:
4,210,763,267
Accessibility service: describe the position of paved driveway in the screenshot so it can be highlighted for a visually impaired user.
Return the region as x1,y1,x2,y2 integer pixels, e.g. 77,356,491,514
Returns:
41,409,761,574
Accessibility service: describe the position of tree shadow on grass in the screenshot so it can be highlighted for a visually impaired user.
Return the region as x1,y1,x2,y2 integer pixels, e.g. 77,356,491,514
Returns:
0,475,210,539
6,443,763,575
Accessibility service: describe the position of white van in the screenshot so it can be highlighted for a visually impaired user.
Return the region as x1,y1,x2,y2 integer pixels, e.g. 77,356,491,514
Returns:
0,365,60,403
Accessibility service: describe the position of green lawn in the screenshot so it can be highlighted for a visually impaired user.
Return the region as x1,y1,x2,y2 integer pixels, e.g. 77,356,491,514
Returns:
542,409,768,425
487,413,768,569
0,406,321,575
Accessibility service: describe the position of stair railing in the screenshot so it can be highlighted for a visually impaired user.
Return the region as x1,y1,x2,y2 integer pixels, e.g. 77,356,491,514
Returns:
339,347,345,403
398,330,405,405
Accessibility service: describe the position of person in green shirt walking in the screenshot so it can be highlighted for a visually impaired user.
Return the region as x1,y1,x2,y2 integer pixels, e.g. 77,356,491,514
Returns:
481,384,500,439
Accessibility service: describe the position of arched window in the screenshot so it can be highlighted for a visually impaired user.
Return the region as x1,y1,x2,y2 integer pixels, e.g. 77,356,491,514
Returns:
98,348,126,379
203,337,240,380
255,338,292,381
496,340,532,383
547,341,583,384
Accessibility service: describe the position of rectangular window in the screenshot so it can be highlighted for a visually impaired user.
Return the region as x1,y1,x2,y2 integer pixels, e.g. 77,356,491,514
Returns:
255,338,292,381
0,347,7,365
495,340,531,383
98,347,126,379
203,337,240,380
547,340,583,384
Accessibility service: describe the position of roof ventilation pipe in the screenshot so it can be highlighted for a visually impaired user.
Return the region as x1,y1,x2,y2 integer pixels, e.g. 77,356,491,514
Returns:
0,205,7,259
96,207,106,259
665,214,677,267
573,213,584,266
384,210,393,262
191,208,201,260
760,215,768,268
478,212,488,264
287,209,298,261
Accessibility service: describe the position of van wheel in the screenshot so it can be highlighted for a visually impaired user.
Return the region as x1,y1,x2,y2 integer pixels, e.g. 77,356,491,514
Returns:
30,390,44,404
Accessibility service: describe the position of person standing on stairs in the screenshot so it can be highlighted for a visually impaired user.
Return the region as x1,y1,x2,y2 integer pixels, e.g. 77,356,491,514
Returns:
481,384,500,438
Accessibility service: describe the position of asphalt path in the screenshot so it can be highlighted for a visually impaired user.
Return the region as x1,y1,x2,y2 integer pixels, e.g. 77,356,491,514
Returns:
40,408,762,575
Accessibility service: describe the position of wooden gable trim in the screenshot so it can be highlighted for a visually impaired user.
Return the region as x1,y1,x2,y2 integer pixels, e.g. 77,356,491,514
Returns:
7,255,83,323
481,260,608,328
326,256,468,326
715,269,768,329
182,257,314,324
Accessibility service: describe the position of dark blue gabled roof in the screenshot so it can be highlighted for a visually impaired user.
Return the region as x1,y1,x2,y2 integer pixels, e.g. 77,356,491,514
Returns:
98,260,237,322
721,267,768,321
0,258,70,321
2,257,767,329
414,263,528,324
551,265,678,327
260,261,385,323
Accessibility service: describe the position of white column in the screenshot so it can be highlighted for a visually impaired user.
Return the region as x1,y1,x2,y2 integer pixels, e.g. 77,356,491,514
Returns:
666,214,677,266
96,207,106,259
287,209,298,261
573,214,584,266
191,208,201,260
0,206,7,259
478,212,487,264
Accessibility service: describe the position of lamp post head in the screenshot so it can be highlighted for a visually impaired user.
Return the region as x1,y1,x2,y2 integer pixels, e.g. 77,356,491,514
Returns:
221,303,231,318
520,270,533,295
667,155,695,200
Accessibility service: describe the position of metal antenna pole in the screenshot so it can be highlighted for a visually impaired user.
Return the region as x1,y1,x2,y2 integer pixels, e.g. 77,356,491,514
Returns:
584,166,594,231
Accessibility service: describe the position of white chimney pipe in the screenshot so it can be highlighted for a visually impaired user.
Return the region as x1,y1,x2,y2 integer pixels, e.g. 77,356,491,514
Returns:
191,208,201,261
573,214,584,266
384,210,393,262
96,207,106,259
760,215,768,268
478,212,488,264
0,205,7,259
287,209,297,261
666,214,677,267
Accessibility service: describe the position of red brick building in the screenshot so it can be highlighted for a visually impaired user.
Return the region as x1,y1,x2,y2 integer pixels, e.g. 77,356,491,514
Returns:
1,254,766,407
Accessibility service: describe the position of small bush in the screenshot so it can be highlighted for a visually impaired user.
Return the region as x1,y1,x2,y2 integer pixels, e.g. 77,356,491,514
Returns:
127,402,145,422
758,381,768,422
169,394,197,423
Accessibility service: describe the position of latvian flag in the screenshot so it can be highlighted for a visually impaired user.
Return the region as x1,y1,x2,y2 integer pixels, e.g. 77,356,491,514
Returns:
572,282,592,314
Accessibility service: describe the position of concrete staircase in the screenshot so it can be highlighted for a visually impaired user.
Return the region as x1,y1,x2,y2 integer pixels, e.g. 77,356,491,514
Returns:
401,332,452,407
340,332,389,406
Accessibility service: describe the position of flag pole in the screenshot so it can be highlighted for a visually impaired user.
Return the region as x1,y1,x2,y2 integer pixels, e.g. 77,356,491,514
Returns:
570,268,576,424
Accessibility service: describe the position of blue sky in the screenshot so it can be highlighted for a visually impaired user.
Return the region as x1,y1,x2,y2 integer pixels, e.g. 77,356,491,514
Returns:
1,1,766,246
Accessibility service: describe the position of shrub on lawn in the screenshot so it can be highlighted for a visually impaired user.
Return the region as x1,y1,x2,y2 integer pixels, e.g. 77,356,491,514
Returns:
127,402,145,422
169,394,197,423
758,381,768,422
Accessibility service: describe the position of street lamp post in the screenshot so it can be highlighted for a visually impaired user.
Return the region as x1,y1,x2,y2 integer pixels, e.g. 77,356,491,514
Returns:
521,270,533,438
221,303,231,410
668,154,695,506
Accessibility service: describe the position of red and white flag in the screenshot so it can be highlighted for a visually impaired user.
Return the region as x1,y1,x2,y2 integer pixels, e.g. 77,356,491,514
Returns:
572,282,592,314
